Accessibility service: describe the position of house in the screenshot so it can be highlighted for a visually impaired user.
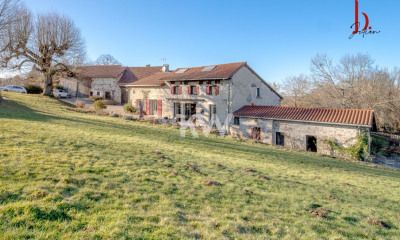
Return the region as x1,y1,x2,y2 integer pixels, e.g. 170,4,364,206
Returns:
61,65,163,103
121,62,282,125
231,106,377,156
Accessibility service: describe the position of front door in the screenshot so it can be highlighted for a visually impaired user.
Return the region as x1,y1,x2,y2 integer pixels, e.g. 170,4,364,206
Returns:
251,127,261,140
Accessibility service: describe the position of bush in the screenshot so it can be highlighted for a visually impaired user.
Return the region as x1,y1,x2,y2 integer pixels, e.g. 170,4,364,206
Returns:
93,100,106,112
110,112,119,118
74,100,85,108
88,95,102,102
24,84,43,94
123,103,135,113
54,85,63,90
101,100,116,105
327,133,370,161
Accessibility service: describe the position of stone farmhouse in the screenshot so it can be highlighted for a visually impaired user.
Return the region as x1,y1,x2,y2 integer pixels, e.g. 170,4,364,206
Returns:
61,61,377,157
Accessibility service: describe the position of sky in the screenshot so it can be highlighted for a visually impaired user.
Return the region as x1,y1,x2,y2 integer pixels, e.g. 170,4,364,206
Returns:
24,0,400,84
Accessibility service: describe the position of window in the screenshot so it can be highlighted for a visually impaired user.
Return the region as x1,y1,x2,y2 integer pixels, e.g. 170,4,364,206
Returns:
256,88,260,97
176,68,188,74
209,105,217,122
233,117,240,126
90,91,93,97
171,86,179,94
149,100,158,115
206,85,219,95
276,132,284,146
190,86,197,95
97,91,100,96
202,65,216,72
306,136,317,152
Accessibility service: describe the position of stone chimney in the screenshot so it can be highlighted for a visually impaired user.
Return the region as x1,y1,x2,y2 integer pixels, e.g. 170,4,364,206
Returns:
162,64,169,73
146,64,150,67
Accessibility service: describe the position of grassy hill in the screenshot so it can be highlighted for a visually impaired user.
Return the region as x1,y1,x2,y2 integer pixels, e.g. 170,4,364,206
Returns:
0,92,399,239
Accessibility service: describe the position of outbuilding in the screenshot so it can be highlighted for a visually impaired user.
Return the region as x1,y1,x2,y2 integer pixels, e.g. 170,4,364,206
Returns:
231,106,377,157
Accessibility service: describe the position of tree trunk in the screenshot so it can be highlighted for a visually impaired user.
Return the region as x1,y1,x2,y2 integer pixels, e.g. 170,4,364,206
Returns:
43,73,53,96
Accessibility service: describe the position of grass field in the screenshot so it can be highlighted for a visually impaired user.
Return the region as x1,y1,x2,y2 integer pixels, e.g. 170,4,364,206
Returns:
0,92,399,239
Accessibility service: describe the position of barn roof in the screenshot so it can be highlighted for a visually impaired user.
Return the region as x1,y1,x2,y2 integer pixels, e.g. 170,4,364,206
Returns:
233,105,376,127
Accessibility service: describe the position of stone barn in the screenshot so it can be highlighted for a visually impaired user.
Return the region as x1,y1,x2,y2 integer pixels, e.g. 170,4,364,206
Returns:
231,106,377,157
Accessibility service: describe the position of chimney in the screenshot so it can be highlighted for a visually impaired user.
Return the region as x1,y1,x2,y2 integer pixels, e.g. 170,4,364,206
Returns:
146,64,150,67
251,103,255,106
162,64,169,73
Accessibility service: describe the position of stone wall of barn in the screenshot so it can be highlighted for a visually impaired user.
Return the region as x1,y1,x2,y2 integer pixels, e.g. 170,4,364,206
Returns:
91,76,122,104
230,117,368,157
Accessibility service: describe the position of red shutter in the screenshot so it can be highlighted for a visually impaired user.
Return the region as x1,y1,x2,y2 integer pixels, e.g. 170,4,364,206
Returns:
206,86,210,95
188,86,191,94
171,86,175,94
136,99,139,107
178,86,182,94
215,85,219,95
157,100,162,117
146,99,150,115
196,86,199,95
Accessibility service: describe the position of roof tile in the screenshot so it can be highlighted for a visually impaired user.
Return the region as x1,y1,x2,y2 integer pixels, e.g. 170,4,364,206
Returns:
233,106,375,126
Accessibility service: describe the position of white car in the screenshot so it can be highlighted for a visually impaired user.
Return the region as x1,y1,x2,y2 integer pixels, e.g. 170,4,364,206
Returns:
0,85,27,94
53,89,71,98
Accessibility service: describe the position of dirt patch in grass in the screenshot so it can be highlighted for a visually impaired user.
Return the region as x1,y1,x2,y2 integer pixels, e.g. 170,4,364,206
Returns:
291,181,301,184
82,227,98,232
316,207,331,213
243,168,256,173
308,210,330,219
186,164,201,174
163,164,173,168
203,179,221,186
313,176,321,179
326,194,340,201
256,175,270,180
217,164,225,170
353,190,361,194
366,218,391,228
155,151,167,159
169,171,179,176
244,189,254,194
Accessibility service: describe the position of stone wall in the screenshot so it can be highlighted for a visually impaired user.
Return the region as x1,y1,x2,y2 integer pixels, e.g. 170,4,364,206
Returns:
91,76,122,103
231,66,281,111
231,117,369,157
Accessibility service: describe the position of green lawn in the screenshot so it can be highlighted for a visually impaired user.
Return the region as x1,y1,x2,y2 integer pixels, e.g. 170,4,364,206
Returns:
0,92,399,239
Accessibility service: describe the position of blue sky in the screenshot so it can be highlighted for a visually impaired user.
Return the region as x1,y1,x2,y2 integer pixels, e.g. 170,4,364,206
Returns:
25,0,400,84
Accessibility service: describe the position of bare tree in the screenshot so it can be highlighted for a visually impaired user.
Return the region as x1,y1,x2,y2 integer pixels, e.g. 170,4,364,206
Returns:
95,54,121,65
0,0,20,34
0,8,86,95
281,74,310,107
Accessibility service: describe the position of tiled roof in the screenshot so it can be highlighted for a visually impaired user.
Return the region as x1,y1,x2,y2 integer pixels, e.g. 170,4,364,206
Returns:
233,106,375,127
117,66,163,85
77,65,126,78
128,72,168,86
159,62,247,81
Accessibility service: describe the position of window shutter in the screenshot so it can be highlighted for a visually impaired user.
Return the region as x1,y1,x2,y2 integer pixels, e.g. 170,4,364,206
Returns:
206,86,210,95
178,86,182,94
136,99,139,107
196,86,199,95
157,100,162,117
146,99,150,115
188,86,191,94
171,86,174,94
215,86,219,95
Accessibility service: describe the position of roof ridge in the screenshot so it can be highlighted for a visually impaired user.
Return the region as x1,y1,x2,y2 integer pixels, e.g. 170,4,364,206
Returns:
174,61,246,70
246,105,374,112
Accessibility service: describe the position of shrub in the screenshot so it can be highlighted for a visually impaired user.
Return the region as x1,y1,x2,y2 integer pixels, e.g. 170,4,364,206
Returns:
54,85,63,90
123,103,135,113
74,100,85,108
93,100,106,112
24,84,43,94
110,112,119,118
101,100,116,105
88,95,102,102
327,133,370,161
